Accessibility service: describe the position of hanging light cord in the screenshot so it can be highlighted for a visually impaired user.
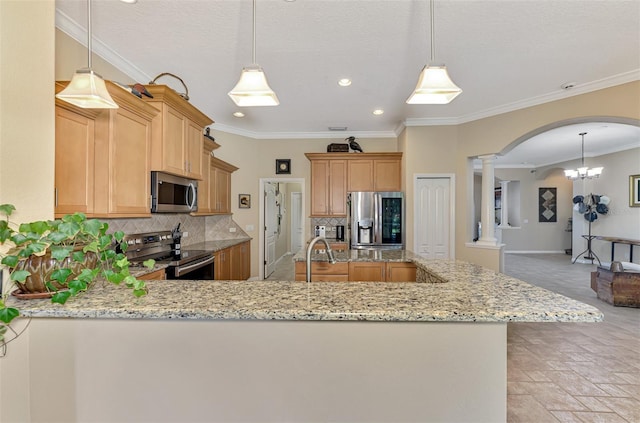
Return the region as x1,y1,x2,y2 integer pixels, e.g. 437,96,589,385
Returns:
252,0,257,65
86,0,92,69
429,0,435,63
580,132,587,167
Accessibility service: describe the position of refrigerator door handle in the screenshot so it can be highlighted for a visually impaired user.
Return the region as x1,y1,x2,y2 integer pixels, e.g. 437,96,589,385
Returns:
374,193,380,245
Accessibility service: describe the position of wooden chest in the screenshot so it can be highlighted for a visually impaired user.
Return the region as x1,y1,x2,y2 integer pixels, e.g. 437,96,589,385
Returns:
592,267,640,308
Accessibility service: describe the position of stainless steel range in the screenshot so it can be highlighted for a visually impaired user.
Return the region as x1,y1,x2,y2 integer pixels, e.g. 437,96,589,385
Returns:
122,231,214,279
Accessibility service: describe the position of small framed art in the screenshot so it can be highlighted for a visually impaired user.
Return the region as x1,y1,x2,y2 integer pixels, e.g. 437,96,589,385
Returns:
630,174,640,207
239,194,251,209
276,159,291,174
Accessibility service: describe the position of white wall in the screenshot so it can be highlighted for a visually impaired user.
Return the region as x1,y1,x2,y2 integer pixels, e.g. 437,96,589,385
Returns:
566,148,640,264
495,168,573,253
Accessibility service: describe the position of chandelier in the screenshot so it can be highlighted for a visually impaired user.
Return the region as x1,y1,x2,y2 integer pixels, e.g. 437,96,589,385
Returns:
564,132,603,180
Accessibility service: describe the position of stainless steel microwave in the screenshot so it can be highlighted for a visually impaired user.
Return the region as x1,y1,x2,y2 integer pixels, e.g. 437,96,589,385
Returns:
151,172,198,213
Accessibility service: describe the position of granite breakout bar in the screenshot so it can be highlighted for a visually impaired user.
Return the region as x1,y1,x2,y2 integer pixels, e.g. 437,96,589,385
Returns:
9,256,602,423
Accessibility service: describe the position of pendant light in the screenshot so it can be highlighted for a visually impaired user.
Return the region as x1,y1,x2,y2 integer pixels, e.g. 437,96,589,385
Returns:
564,132,603,180
228,0,279,107
56,0,118,109
406,0,462,104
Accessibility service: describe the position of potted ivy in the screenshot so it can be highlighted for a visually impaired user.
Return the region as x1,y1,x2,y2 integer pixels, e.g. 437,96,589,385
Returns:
0,204,153,352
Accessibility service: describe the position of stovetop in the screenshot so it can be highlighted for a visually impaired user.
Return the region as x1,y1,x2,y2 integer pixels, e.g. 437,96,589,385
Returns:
134,249,212,267
122,230,211,267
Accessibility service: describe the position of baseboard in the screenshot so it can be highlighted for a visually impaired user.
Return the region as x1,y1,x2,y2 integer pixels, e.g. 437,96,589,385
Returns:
505,250,566,254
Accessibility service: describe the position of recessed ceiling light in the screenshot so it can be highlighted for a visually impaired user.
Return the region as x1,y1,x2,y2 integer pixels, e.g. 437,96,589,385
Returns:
338,78,352,87
120,0,138,3
372,109,384,115
233,112,245,118
328,126,348,131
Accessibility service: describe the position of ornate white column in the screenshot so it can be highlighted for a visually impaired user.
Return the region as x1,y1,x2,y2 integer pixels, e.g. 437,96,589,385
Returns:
477,154,497,246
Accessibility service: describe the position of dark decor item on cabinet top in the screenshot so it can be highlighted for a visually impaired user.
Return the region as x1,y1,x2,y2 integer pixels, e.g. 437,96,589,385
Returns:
276,159,291,174
347,136,363,153
327,143,349,152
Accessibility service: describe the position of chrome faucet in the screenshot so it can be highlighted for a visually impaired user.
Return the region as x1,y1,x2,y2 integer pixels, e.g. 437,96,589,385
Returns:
306,236,337,282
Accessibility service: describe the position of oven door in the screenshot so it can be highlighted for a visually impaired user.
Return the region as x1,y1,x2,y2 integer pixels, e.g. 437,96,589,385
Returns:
167,254,215,280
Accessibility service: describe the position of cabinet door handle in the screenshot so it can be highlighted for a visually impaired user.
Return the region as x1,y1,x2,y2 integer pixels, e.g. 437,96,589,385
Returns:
54,188,58,207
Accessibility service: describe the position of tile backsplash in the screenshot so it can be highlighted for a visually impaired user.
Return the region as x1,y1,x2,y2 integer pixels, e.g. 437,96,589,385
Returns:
310,217,347,241
104,214,248,247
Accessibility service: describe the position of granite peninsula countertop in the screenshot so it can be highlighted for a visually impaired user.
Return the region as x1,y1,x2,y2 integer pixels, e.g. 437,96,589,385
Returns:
188,237,251,253
10,258,603,323
293,248,417,263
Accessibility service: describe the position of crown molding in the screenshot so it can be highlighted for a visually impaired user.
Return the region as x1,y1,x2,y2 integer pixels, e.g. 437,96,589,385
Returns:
212,123,397,140
55,9,151,84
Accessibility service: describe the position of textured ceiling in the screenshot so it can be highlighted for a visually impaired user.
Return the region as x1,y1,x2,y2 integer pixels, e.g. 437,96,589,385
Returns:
55,0,640,166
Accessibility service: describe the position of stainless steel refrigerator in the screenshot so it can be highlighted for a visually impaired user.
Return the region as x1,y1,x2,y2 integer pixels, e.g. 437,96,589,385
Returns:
348,192,404,249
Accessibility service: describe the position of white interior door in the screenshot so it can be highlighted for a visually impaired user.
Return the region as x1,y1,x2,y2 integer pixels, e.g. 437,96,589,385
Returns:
264,183,278,277
290,192,303,254
415,177,452,259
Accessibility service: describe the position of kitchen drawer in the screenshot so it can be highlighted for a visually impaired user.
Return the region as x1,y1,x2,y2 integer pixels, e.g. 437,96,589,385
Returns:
138,268,166,280
294,261,348,281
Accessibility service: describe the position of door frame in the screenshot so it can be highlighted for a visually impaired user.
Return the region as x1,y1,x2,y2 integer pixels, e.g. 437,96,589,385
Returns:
290,191,303,254
258,178,305,280
413,173,456,259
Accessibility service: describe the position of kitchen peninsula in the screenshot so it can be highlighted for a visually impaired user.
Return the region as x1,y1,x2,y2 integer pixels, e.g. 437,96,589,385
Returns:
9,260,602,423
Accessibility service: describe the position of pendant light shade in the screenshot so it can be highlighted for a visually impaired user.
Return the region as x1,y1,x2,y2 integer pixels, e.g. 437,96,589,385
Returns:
406,0,462,104
56,0,118,109
228,0,279,107
406,64,462,104
56,68,118,108
228,65,279,107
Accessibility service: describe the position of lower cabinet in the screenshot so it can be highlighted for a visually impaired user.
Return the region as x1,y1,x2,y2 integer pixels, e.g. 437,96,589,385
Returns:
294,262,349,281
215,241,250,280
348,262,385,281
295,261,416,282
138,268,166,280
386,262,417,282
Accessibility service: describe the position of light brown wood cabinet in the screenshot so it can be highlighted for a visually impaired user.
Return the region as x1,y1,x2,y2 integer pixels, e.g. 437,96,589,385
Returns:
54,105,99,216
230,241,251,280
210,158,237,214
295,260,416,282
346,155,402,192
54,81,158,218
194,141,238,216
138,268,166,280
215,241,251,280
295,261,349,281
348,262,385,281
308,158,347,216
215,248,231,280
385,262,417,282
143,84,213,180
306,153,402,218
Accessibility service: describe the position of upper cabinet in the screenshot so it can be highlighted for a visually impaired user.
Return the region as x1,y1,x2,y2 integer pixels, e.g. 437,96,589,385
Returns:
142,85,213,180
346,153,402,192
308,158,347,217
194,138,238,216
306,152,402,217
54,81,159,218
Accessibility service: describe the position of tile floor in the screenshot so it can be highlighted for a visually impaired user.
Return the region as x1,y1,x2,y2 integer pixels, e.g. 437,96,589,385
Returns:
266,253,639,422
505,254,639,423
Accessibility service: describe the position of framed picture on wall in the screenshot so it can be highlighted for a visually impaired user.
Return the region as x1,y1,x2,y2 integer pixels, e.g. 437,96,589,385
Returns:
239,194,251,209
630,174,640,207
538,187,557,222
